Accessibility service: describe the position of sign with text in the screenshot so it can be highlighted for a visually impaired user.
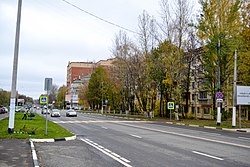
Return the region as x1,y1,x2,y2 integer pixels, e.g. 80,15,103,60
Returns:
237,86,250,105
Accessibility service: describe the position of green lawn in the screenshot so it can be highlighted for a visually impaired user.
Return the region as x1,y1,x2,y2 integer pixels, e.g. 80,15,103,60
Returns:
0,112,73,139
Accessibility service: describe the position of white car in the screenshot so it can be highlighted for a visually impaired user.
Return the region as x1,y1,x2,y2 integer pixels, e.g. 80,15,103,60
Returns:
66,109,77,117
51,109,60,117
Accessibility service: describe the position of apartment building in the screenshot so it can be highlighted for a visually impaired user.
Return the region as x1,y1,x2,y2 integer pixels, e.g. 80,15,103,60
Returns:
66,59,115,108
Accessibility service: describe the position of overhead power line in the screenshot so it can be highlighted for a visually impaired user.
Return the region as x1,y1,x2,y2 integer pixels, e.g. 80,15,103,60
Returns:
61,0,139,35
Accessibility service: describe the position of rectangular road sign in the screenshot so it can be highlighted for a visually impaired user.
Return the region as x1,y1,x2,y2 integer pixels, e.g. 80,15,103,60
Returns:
44,78,52,91
40,95,48,104
168,102,174,110
237,86,250,105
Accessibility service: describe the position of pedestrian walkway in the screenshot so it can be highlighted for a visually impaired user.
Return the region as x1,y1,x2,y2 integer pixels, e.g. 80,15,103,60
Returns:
0,138,33,167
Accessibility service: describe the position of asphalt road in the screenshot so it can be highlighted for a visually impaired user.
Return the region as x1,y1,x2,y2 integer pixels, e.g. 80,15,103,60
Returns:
35,110,250,167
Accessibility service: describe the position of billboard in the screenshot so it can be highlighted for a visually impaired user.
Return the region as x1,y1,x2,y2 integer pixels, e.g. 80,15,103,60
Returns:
236,86,250,105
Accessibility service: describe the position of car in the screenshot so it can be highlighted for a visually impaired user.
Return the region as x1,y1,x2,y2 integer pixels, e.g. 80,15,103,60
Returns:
0,107,6,114
51,109,60,117
41,109,50,115
66,109,77,117
3,107,8,113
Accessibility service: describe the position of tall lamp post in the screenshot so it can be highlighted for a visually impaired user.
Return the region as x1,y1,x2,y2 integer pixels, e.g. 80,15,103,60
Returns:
8,0,22,133
216,0,222,126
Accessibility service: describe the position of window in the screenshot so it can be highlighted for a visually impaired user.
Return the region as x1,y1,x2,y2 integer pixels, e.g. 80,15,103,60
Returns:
192,107,195,114
204,107,210,115
192,94,195,101
199,92,207,99
192,82,195,89
197,107,200,113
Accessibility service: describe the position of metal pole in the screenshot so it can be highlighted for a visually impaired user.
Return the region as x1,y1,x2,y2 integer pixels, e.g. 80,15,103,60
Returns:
216,0,222,126
8,0,22,134
101,82,103,114
45,91,48,135
232,50,237,127
239,105,241,128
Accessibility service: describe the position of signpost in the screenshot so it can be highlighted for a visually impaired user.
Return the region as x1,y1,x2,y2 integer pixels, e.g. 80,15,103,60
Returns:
216,92,224,125
44,78,52,135
168,102,174,121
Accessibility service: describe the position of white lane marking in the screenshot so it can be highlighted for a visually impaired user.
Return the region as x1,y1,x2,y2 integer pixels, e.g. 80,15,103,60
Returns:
111,152,121,158
120,157,131,163
102,126,108,129
192,151,224,161
104,148,112,153
114,122,250,149
239,137,250,140
97,145,104,149
130,134,142,139
80,138,132,167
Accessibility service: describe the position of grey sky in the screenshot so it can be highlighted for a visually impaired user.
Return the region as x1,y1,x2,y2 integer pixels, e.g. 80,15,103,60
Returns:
0,0,199,99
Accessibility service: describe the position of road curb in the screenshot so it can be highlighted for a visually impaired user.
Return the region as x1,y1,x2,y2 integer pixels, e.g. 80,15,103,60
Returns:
30,135,76,143
30,140,39,167
165,121,249,133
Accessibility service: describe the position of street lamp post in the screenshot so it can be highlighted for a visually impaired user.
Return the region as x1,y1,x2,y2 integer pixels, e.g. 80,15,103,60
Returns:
232,50,237,127
8,0,22,133
216,0,222,126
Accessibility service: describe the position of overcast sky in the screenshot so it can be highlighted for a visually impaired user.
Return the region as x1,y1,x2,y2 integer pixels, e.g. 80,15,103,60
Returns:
0,0,200,99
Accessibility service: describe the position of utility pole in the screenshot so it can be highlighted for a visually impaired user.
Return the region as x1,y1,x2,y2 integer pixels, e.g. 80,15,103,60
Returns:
232,50,237,127
216,0,222,126
8,0,22,133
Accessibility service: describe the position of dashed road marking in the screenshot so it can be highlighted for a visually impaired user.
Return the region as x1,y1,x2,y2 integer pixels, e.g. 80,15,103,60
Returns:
130,134,142,139
239,137,250,140
192,151,224,161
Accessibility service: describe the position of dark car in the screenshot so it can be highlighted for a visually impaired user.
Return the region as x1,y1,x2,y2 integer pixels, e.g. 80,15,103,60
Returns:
0,107,7,114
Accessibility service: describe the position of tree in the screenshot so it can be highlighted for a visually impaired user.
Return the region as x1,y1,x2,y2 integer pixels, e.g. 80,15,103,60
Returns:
197,0,243,108
238,1,250,85
56,85,66,109
48,84,58,104
86,66,110,110
0,89,11,107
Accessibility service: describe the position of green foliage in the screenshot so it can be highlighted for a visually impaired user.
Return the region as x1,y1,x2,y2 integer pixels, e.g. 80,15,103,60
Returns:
0,90,11,106
0,113,73,139
197,0,244,93
55,85,66,109
86,66,111,110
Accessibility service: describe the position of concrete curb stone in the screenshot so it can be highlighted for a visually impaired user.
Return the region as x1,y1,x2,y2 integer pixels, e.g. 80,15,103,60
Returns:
165,121,249,133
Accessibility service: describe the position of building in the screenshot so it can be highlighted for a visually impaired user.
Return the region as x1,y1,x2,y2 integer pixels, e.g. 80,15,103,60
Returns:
188,48,214,119
66,59,115,108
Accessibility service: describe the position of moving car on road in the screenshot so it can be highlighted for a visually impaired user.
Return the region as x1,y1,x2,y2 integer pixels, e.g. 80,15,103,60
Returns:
51,109,60,117
41,109,50,115
66,109,77,117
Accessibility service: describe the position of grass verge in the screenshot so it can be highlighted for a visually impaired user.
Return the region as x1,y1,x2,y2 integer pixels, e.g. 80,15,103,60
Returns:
0,112,73,139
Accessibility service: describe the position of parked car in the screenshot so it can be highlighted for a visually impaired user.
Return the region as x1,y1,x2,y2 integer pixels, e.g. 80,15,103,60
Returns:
66,109,77,117
51,109,60,117
3,107,8,113
0,107,7,114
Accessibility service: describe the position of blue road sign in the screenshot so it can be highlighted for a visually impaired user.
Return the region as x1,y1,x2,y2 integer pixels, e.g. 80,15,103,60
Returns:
216,92,224,99
168,102,174,110
40,95,48,104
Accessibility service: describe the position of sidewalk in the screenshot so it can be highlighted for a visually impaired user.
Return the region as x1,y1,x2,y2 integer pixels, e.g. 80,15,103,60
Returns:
0,138,33,167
